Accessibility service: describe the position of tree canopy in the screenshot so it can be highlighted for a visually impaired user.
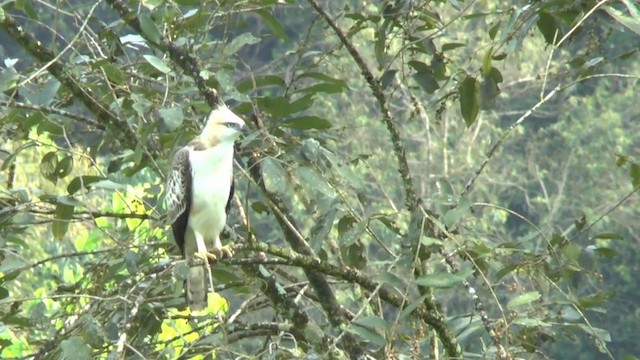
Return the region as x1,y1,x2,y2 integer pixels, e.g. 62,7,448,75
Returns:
1,0,639,359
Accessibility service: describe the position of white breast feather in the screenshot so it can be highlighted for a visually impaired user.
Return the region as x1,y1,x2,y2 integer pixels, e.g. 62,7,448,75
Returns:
187,143,234,244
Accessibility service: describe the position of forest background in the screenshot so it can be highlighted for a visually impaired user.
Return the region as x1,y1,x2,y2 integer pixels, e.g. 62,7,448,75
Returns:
0,0,639,359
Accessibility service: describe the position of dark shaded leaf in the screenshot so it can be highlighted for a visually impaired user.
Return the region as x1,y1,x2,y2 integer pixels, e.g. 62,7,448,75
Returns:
67,175,107,195
53,202,74,240
236,75,285,92
256,9,289,41
100,63,125,85
413,69,439,93
442,43,465,51
537,11,561,45
283,116,332,130
479,76,499,110
40,152,59,183
56,155,74,179
257,95,314,117
343,241,366,269
380,69,398,88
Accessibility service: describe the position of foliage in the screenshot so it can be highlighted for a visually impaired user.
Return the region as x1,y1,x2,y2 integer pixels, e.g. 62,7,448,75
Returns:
1,0,639,359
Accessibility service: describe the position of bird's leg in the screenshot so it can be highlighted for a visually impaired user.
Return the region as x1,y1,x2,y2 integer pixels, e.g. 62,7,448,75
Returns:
206,237,234,262
193,233,210,264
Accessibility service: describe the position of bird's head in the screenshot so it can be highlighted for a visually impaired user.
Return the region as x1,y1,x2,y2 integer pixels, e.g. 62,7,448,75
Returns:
201,104,248,145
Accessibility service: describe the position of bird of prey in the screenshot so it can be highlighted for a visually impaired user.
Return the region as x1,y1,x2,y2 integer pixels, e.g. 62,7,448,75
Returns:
165,102,247,311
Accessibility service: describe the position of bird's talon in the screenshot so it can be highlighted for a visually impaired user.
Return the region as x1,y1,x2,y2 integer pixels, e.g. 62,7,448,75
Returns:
205,245,234,262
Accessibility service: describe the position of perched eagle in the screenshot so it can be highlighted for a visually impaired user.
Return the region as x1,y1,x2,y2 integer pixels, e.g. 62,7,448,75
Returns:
165,103,247,311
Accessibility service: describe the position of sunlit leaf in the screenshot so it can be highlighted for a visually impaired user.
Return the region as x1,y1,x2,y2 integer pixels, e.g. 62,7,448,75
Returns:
459,76,479,127
415,269,473,288
593,232,624,240
143,55,171,74
507,291,541,309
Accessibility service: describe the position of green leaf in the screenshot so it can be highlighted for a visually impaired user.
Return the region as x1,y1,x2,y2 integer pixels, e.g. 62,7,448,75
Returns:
0,286,8,300
459,76,479,127
479,76,499,110
283,116,332,130
443,197,471,229
488,21,501,40
143,55,171,74
0,67,19,92
139,14,161,44
297,83,345,94
236,75,285,92
256,9,288,41
482,47,493,76
158,107,184,131
343,241,366,269
56,155,74,179
593,232,624,240
31,78,61,106
61,336,92,360
354,315,389,332
100,63,125,85
442,43,465,51
604,6,640,36
261,158,287,195
226,33,260,56
507,291,541,309
257,95,314,117
400,294,428,319
412,69,439,93
53,203,74,240
344,324,386,347
67,175,107,195
380,69,398,88
415,268,473,288
630,163,640,188
40,151,59,183
537,11,560,45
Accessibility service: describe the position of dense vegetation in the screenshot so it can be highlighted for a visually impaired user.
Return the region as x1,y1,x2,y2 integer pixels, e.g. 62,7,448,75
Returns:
1,0,639,359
